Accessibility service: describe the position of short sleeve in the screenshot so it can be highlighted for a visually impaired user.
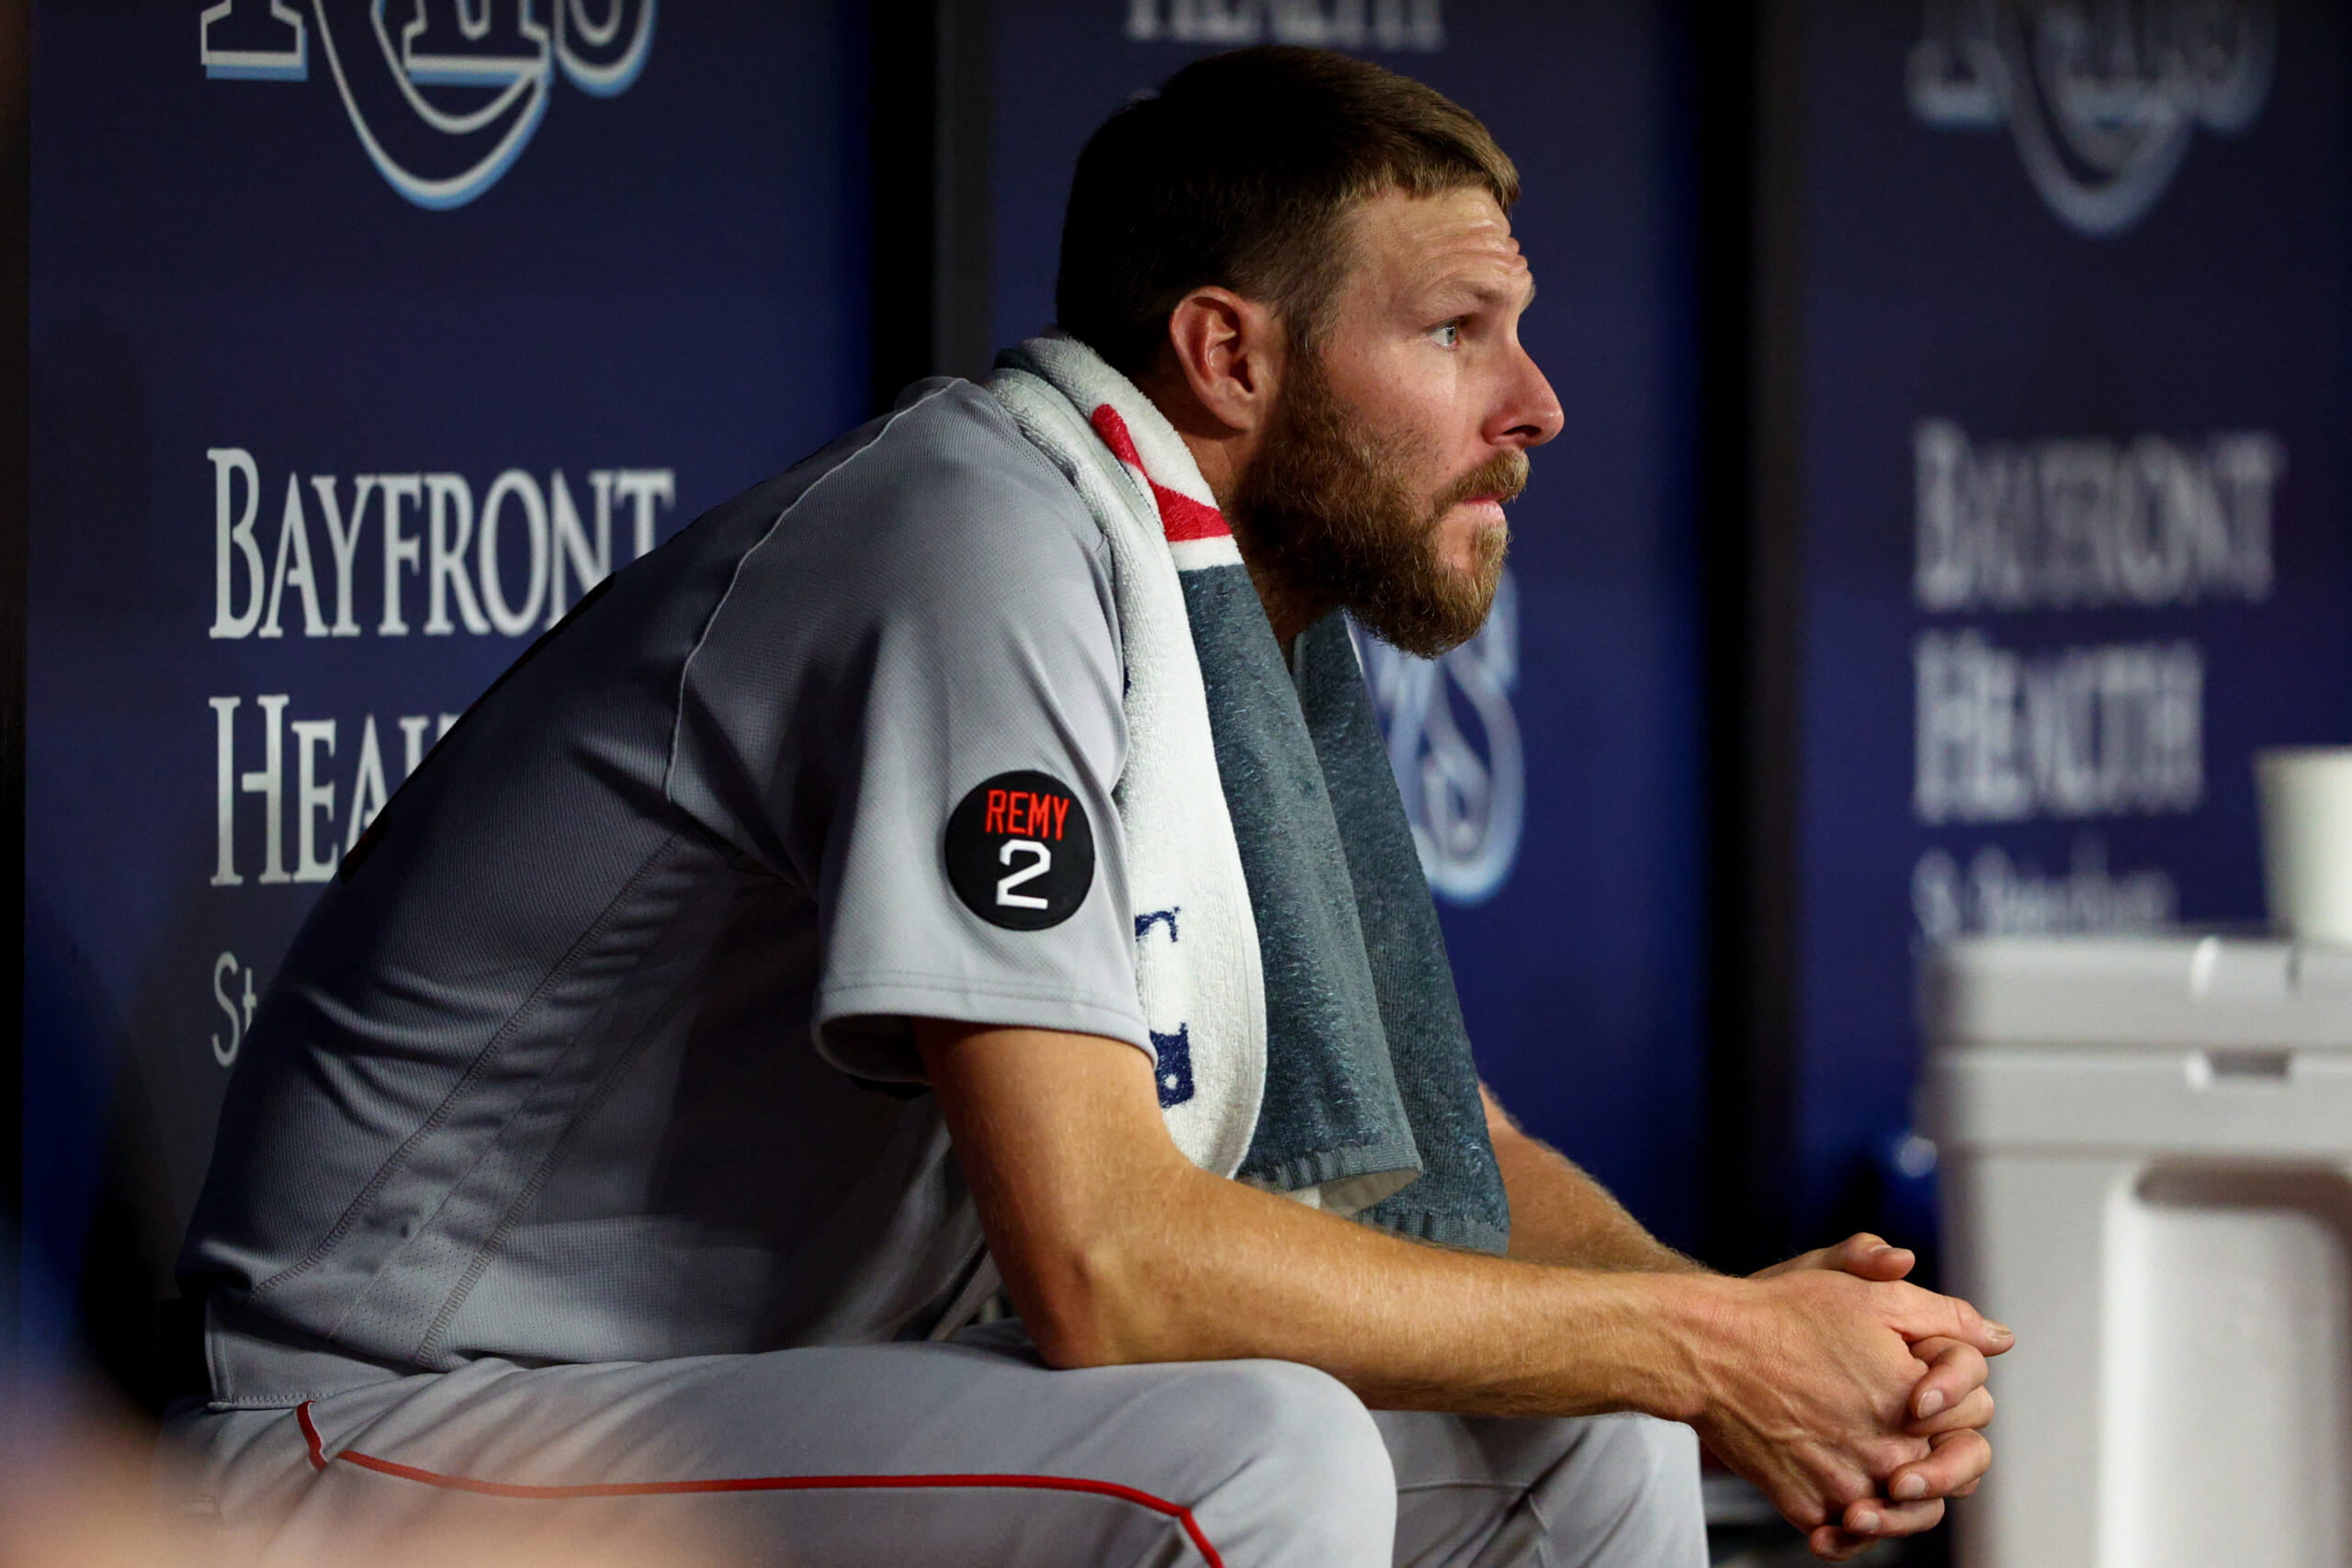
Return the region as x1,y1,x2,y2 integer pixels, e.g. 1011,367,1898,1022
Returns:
667,384,1148,1081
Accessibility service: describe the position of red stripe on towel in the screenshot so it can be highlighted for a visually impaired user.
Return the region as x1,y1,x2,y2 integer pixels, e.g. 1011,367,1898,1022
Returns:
1089,405,1231,543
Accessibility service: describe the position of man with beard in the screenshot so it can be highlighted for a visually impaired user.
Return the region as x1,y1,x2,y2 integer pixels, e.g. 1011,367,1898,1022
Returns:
169,47,2003,1568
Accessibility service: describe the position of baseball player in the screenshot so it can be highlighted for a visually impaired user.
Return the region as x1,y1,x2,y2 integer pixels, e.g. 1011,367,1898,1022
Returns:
167,47,2003,1568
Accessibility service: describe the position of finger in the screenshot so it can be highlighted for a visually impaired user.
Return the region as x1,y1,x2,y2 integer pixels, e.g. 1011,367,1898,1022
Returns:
1887,1427,1991,1502
1908,1338,1990,1420
1909,1384,1993,1437
1768,1468,1870,1537
1806,1524,1877,1562
1884,1283,2015,1355
1844,1495,1948,1537
1833,1232,1917,1281
1756,1233,1917,1282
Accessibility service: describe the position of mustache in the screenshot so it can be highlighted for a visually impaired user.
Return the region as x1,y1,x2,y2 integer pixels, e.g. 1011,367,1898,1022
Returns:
1431,449,1530,515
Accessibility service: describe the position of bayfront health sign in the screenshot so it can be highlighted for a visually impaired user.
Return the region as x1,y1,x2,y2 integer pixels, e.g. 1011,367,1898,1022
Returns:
1779,0,2351,1237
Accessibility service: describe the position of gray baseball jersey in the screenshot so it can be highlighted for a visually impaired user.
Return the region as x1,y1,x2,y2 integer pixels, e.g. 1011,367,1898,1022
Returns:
180,379,1150,1403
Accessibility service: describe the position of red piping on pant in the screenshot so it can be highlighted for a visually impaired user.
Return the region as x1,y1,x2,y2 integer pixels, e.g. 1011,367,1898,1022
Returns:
295,1401,1226,1567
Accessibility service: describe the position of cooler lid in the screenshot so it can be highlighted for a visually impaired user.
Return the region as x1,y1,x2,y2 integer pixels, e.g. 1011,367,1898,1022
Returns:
1921,935,2352,1050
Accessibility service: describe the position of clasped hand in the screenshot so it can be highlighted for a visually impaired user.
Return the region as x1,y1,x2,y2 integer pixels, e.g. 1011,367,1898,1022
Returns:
1707,1233,2010,1562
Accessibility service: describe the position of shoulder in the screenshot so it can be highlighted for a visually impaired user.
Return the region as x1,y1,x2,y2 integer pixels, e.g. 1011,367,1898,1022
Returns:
803,379,1107,566
718,380,1115,654
681,380,1123,700
667,380,1129,868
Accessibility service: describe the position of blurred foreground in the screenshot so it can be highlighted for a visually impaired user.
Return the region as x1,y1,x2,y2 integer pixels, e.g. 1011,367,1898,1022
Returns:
0,1381,746,1568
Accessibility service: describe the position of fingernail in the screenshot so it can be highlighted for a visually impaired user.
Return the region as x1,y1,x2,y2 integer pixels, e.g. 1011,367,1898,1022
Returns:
1894,1474,1928,1501
1852,1510,1881,1532
1989,1319,2015,1340
1916,1389,1945,1418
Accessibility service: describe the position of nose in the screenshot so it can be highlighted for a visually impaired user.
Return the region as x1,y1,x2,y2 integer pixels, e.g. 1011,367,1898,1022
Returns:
1489,341,1564,450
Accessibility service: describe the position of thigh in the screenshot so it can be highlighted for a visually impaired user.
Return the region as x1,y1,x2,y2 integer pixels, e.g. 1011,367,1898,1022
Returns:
172,1331,1396,1568
1376,1409,1706,1568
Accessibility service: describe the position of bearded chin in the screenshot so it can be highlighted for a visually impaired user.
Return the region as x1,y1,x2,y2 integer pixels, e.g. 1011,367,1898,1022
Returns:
1230,363,1515,660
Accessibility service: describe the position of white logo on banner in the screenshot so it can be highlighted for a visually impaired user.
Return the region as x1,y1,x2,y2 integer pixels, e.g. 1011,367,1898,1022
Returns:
1912,419,2283,614
1912,836,2177,941
199,447,677,890
1359,567,1522,906
1907,0,2273,236
1906,417,2288,830
1125,0,1444,51
1906,417,2289,939
200,1,656,209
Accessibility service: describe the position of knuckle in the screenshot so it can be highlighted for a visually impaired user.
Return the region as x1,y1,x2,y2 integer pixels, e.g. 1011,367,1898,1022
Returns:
1931,1391,1992,1431
1871,1440,1927,1476
1881,1500,1943,1535
1938,1436,1992,1479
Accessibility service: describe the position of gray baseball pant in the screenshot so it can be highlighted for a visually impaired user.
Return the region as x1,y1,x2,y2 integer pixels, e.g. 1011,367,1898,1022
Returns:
164,1323,1706,1567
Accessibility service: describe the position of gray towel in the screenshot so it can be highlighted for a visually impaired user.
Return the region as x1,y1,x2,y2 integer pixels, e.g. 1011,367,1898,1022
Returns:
1185,577,1510,1253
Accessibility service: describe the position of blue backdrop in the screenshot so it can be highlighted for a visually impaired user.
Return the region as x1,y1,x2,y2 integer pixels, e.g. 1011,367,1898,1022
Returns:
40,2,2336,1348
1785,0,2352,1234
23,2,868,1362
984,0,1711,1247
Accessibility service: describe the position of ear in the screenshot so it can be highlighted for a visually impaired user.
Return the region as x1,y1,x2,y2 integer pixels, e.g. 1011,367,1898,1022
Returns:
1161,287,1286,435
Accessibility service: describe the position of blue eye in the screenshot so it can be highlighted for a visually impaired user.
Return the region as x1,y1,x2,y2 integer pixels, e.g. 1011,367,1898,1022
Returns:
1430,321,1462,348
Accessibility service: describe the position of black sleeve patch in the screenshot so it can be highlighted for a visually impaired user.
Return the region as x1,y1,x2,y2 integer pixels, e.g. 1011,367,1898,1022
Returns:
945,770,1096,931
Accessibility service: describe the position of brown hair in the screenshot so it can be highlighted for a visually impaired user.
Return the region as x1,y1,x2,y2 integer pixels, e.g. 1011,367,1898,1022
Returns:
1055,47,1519,378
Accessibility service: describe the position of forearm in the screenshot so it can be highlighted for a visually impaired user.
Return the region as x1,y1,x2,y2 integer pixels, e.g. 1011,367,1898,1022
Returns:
920,1021,1733,1418
917,1019,2014,1553
1487,1104,1707,1275
1016,1145,1728,1419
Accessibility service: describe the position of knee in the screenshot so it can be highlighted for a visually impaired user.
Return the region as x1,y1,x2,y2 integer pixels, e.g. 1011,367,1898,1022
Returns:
1538,1415,1706,1562
1599,1412,1701,1495
1173,1359,1390,1489
1155,1359,1394,1564
1224,1359,1389,1474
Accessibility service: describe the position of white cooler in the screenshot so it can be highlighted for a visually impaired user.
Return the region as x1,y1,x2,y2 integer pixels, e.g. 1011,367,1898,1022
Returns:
1923,935,2352,1568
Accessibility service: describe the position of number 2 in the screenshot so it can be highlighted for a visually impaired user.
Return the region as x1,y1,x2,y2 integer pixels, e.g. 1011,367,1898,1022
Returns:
997,839,1052,908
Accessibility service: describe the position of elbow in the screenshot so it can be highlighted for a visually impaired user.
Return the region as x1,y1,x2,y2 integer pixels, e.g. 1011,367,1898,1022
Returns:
1009,1236,1170,1370
1026,1313,1120,1371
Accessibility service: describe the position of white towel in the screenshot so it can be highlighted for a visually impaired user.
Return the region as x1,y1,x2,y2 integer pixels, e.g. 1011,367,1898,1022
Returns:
987,337,1267,1180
